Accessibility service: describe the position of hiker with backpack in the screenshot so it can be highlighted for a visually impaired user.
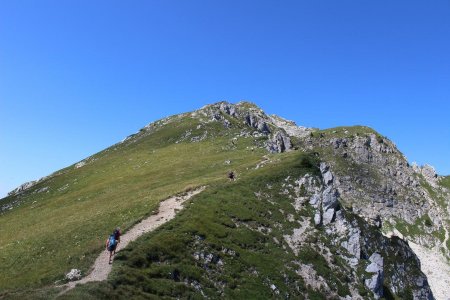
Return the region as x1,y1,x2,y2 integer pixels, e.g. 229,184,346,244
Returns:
105,227,122,264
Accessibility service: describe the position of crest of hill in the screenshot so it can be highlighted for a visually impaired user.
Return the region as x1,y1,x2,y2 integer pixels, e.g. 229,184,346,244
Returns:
0,101,449,300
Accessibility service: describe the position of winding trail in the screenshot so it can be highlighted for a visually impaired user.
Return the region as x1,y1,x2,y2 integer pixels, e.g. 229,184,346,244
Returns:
62,186,206,292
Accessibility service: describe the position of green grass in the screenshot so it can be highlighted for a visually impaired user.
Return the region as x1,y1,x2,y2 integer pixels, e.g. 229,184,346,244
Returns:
61,151,349,299
440,176,450,189
60,155,315,299
315,125,378,138
0,116,266,292
0,111,437,299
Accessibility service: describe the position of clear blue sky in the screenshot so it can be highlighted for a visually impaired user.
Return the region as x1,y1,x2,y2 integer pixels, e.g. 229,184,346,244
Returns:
1,1,449,198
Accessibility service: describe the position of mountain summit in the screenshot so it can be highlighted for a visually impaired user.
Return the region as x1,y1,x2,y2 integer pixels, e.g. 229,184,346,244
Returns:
1,101,449,299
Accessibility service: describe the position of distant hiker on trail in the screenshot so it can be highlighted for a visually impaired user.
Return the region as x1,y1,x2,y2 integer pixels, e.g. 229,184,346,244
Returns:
228,171,235,181
105,228,121,264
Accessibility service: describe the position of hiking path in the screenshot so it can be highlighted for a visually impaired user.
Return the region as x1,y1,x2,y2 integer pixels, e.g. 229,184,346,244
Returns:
63,186,206,291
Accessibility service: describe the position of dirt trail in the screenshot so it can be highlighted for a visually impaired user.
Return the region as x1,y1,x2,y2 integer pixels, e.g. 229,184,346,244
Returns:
63,186,205,291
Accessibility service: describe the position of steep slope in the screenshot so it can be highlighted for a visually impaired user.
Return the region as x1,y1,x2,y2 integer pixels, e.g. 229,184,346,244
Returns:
440,176,450,190
0,102,274,291
1,101,448,300
62,151,432,299
300,127,450,255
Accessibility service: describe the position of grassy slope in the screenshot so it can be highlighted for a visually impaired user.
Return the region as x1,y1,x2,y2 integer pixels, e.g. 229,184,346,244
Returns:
63,151,357,299
0,118,433,299
0,115,266,292
441,176,450,189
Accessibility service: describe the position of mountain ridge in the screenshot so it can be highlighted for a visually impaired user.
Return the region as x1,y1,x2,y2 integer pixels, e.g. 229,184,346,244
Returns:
0,101,449,299
5,101,447,201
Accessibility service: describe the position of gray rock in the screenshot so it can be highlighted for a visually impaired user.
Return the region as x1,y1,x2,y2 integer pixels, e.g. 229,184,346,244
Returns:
309,193,321,207
219,102,237,116
365,253,384,299
412,283,434,300
420,164,439,187
65,268,82,281
322,171,333,186
322,208,335,225
341,227,361,258
245,114,270,134
314,212,322,226
322,186,339,211
35,186,49,194
269,114,312,138
320,162,329,173
320,162,334,186
266,131,292,153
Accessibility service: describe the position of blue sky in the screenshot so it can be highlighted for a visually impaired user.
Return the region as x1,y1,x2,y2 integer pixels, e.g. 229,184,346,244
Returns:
1,1,449,197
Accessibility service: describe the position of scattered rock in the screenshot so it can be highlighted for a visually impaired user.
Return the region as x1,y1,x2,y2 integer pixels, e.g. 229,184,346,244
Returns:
66,269,82,281
75,161,86,169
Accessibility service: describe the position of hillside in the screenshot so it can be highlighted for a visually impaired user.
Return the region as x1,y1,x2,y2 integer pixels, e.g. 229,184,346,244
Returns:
1,101,449,299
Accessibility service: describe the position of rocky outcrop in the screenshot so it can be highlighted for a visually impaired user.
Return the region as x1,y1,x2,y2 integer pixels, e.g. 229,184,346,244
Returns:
308,162,339,226
195,101,299,153
293,163,435,299
305,128,448,255
413,163,439,188
269,114,312,138
266,131,292,153
245,113,271,134
7,175,51,197
365,253,384,299
8,181,38,196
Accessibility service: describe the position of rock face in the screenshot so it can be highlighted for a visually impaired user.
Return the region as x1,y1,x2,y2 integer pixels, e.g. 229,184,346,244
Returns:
266,131,292,153
365,253,384,299
297,163,435,299
304,128,448,256
309,162,339,226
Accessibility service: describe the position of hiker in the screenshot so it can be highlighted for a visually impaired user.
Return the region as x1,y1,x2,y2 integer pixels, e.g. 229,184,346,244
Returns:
106,233,117,264
228,171,235,181
113,227,121,244
105,228,121,264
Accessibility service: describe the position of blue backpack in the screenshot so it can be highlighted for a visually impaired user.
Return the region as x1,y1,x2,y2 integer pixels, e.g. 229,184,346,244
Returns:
108,234,116,249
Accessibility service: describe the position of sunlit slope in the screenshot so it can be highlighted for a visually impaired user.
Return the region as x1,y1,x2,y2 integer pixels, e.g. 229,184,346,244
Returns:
441,176,450,189
0,114,266,291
